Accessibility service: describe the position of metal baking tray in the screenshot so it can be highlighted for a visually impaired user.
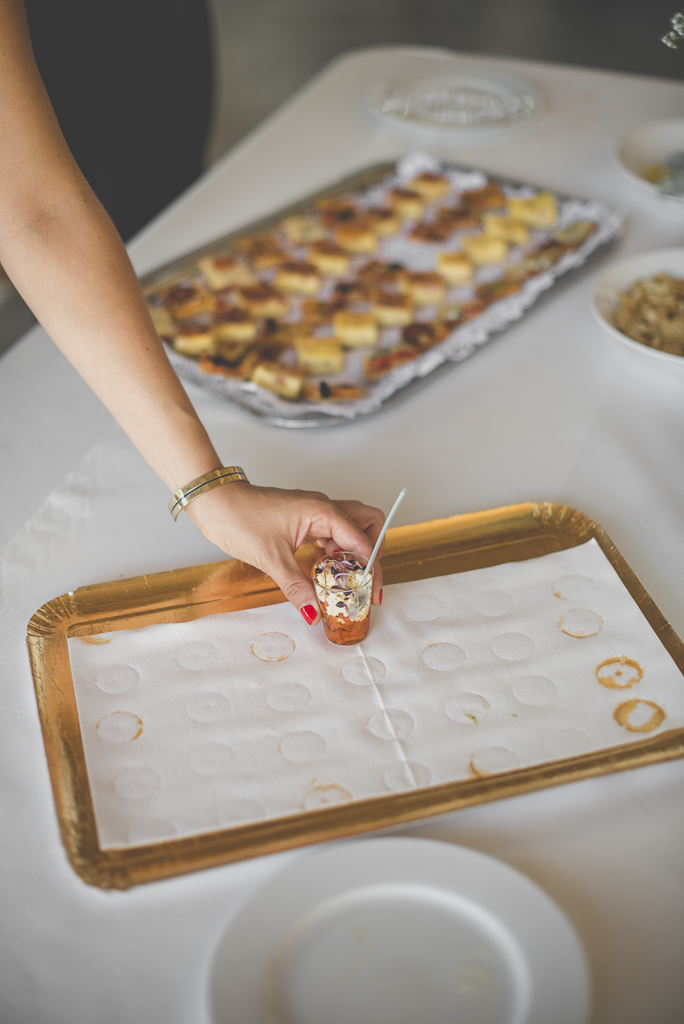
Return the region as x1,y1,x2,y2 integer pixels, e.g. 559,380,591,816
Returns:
140,159,623,427
27,502,684,889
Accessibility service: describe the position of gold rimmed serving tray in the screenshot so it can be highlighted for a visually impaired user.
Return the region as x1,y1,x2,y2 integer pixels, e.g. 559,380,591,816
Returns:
27,502,684,889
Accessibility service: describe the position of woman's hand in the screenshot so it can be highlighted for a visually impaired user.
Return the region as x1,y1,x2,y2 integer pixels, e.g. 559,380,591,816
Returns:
185,483,385,624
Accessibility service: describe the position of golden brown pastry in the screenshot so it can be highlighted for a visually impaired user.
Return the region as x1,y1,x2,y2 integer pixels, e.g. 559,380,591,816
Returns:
507,192,558,227
172,321,215,356
200,347,258,380
274,261,321,296
435,207,481,232
214,307,258,343
461,234,508,265
236,283,289,319
301,299,345,326
402,322,450,351
332,279,373,303
399,271,446,306
294,335,345,375
553,220,596,247
237,234,287,269
435,252,473,285
148,304,175,339
505,242,566,280
409,221,452,244
440,299,486,325
372,292,413,327
334,220,377,254
366,206,401,237
307,241,351,277
476,279,523,304
164,282,215,320
303,381,365,402
197,255,256,291
409,172,450,200
251,362,304,400
333,310,379,348
387,188,424,220
280,215,327,245
316,198,359,226
462,183,506,212
482,214,530,245
364,345,419,381
356,260,404,287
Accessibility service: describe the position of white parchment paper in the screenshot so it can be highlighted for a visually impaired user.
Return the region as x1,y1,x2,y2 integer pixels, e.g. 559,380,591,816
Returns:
67,540,683,849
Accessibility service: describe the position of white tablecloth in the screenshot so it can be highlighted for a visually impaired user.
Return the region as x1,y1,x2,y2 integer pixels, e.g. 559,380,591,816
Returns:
1,47,683,1024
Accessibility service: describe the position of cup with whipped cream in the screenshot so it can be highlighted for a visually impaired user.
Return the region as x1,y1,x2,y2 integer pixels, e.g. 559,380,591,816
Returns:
311,552,373,645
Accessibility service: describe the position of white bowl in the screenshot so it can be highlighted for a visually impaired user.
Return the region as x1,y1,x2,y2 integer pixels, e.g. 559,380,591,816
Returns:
591,247,684,368
615,119,684,205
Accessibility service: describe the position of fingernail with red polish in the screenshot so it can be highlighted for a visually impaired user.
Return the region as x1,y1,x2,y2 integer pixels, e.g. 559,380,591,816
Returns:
378,589,383,605
301,605,317,625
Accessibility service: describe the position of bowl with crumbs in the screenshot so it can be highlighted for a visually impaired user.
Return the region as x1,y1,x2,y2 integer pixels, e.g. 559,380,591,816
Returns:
591,248,684,367
615,119,684,204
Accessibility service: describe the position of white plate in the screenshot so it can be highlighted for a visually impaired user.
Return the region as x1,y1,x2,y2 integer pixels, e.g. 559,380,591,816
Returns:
366,70,543,137
591,247,684,368
615,119,684,205
209,838,589,1024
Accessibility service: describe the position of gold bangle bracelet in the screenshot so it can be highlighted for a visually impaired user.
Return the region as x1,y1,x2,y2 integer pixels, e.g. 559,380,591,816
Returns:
169,466,249,521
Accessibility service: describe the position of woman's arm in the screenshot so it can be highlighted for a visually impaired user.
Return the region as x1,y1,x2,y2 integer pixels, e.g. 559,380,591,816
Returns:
0,0,384,620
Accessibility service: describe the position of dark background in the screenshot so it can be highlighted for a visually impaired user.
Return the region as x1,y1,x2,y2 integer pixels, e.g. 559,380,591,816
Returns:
209,0,684,162
1,0,682,354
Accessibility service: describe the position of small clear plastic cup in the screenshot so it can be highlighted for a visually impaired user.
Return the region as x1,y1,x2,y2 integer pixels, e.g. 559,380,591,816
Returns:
311,552,373,645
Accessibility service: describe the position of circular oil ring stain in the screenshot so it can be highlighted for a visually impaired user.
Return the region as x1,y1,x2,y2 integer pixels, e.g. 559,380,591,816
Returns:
186,692,232,723
491,633,535,661
92,665,139,694
558,609,603,639
444,693,490,726
252,632,296,662
342,657,386,686
402,594,444,622
175,641,220,671
422,643,466,671
595,656,643,689
303,781,353,809
279,731,326,762
470,746,519,776
614,699,665,733
367,708,414,740
512,676,557,706
96,711,143,743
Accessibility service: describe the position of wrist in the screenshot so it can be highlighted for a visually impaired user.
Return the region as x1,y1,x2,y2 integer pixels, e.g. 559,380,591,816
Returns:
169,466,250,522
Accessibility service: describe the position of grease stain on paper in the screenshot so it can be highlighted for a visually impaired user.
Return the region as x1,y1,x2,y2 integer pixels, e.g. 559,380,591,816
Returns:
614,699,665,733
596,656,643,689
252,632,295,662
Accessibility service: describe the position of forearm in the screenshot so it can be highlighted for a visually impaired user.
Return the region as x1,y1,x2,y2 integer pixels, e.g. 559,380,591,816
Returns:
1,192,222,491
0,0,221,493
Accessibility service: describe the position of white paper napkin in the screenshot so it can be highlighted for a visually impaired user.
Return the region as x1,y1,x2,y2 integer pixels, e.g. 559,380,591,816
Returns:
67,540,684,849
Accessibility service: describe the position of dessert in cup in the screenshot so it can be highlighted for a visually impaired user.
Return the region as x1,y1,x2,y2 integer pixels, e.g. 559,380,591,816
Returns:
312,552,373,645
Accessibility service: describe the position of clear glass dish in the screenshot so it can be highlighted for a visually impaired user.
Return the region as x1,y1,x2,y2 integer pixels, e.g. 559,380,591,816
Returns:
366,71,544,137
